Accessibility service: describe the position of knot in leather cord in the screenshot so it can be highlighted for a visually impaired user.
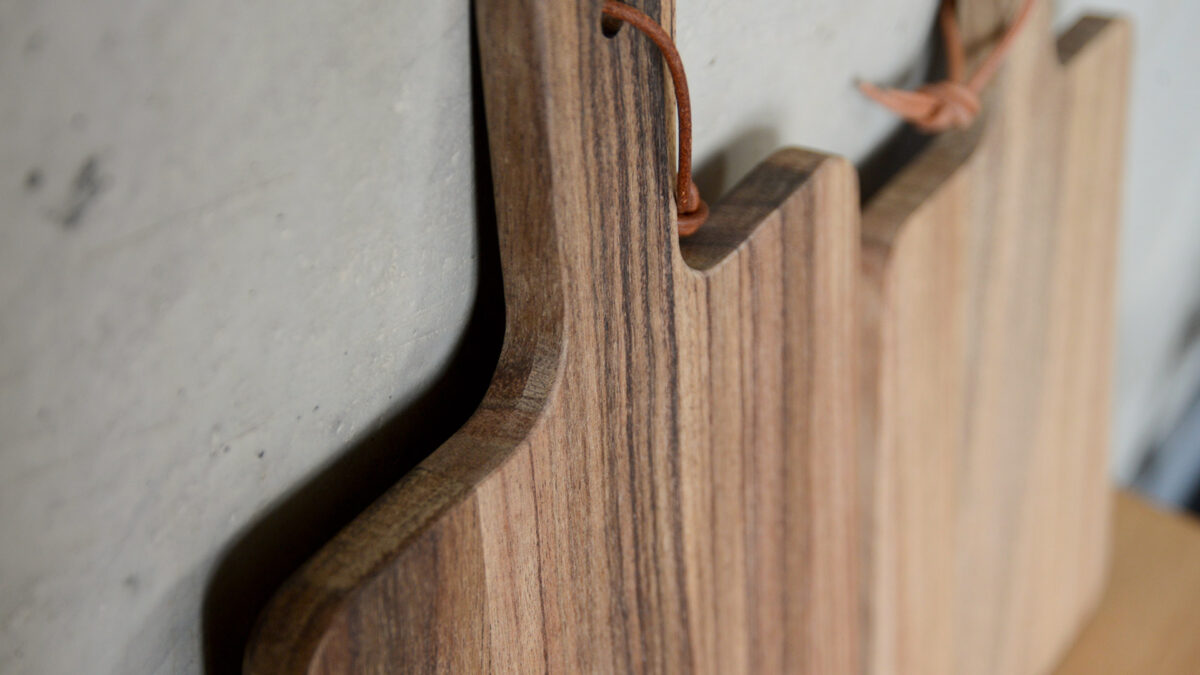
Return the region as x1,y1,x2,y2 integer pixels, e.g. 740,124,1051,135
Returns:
860,0,1036,134
919,80,982,132
601,0,708,236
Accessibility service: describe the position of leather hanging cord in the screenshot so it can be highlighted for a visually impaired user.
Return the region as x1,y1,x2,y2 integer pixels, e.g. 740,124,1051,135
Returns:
859,0,1037,133
602,0,709,236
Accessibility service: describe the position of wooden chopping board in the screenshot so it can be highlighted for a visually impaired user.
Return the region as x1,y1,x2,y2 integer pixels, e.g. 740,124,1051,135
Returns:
246,0,862,672
245,0,1131,672
859,2,1129,674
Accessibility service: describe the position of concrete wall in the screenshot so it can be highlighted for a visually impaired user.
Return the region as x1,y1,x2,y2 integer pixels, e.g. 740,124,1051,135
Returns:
1,0,1196,672
0,2,482,672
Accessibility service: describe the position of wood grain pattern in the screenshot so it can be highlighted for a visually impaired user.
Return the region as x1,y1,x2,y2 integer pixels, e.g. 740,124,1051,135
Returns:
245,0,861,672
859,3,1130,674
1053,492,1200,674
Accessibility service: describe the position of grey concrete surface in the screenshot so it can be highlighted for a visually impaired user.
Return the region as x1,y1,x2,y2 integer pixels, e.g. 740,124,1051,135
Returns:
0,2,481,673
680,0,940,195
0,0,1196,673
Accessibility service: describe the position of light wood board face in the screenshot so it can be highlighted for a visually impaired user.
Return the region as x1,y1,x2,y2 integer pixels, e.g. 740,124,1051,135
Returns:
245,0,861,672
860,4,1130,674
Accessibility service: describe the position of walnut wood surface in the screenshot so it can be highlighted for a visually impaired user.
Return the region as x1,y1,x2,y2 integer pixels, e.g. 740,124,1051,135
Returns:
245,0,861,672
859,3,1130,674
1053,492,1200,674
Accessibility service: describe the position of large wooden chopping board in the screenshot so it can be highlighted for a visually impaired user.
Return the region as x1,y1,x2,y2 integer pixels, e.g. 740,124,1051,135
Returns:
246,0,861,671
859,2,1129,673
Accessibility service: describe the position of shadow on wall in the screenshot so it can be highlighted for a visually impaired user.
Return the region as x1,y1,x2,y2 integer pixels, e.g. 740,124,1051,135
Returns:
692,127,781,202
694,122,933,207
198,9,505,672
857,122,932,203
691,68,937,207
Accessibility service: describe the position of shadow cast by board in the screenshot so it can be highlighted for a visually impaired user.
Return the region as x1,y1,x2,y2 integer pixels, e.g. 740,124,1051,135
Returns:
199,10,505,673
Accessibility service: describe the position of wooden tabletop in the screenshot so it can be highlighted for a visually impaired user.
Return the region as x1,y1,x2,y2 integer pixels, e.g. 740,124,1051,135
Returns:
1054,491,1200,673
